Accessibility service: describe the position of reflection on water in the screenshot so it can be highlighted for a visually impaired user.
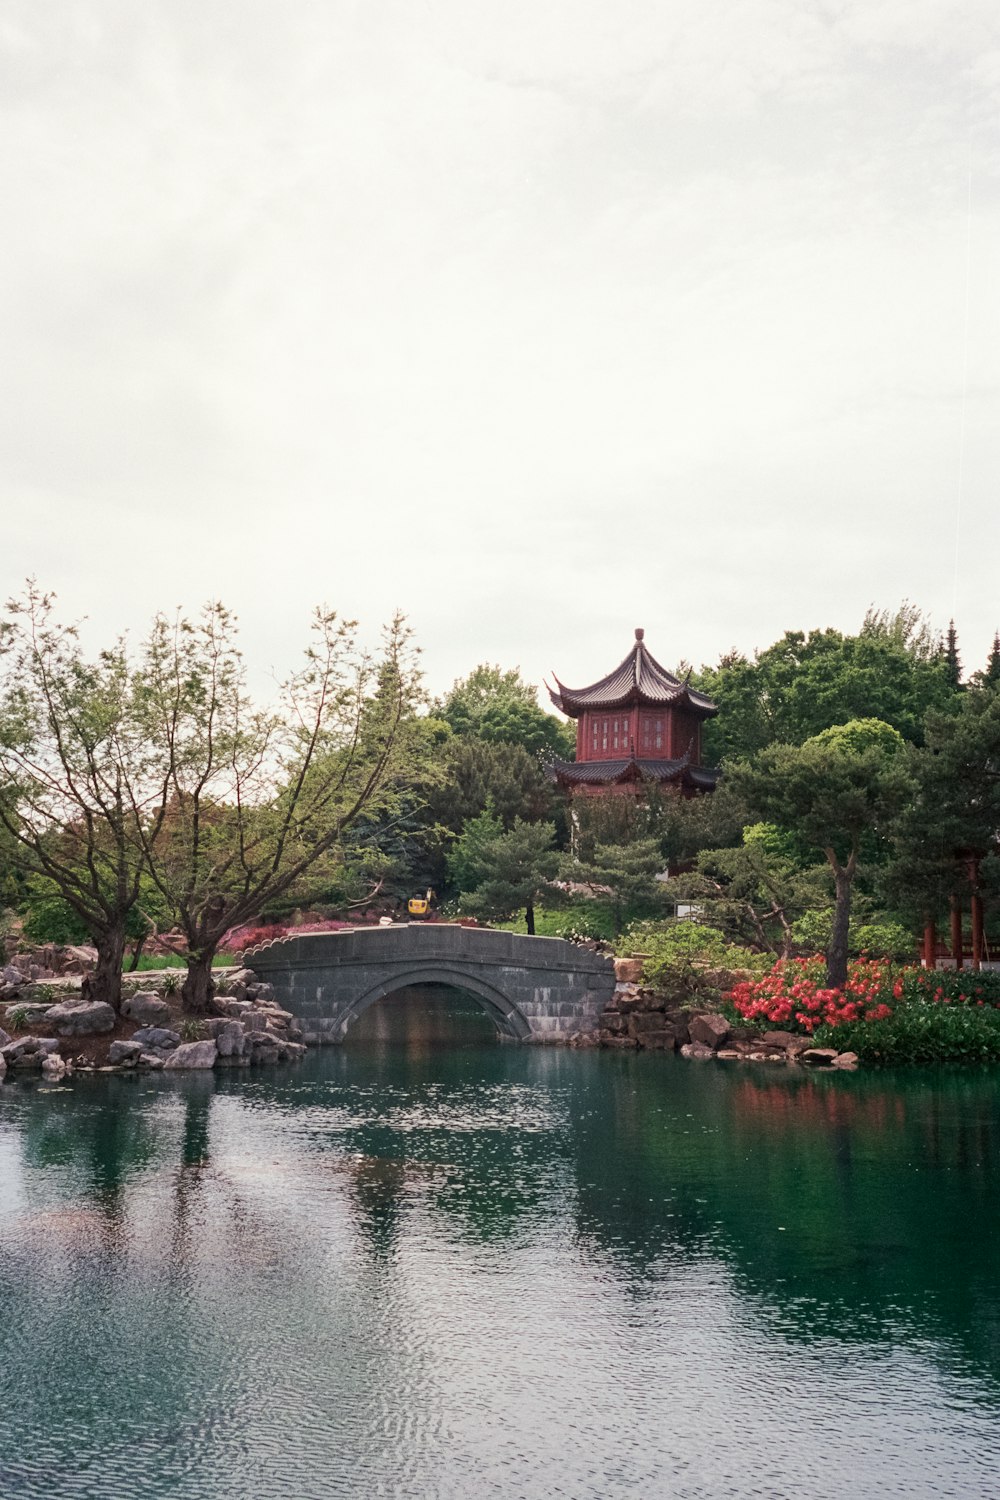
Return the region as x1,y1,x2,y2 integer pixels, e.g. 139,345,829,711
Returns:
344,983,498,1047
1,1034,1000,1498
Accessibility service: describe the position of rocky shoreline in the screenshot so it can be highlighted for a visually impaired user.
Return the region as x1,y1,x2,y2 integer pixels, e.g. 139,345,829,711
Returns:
0,966,306,1083
591,958,859,1070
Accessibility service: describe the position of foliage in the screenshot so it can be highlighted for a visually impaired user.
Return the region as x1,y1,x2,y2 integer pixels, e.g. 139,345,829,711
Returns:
694,612,957,763
130,604,426,1011
428,735,555,836
729,718,913,986
790,910,914,961
440,663,574,758
622,920,771,996
453,817,559,934
727,954,1000,1065
0,584,163,1011
562,837,666,936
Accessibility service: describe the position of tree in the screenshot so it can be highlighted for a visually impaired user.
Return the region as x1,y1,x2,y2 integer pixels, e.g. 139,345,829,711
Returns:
563,837,666,936
0,585,167,1012
694,613,957,762
887,691,1000,955
667,822,829,957
729,719,913,986
427,734,555,835
970,633,1000,692
129,604,425,1011
441,664,574,758
450,815,558,934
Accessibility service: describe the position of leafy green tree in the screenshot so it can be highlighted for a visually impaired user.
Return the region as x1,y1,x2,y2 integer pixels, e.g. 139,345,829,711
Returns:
694,611,956,762
667,822,829,957
427,735,555,835
441,664,574,758
451,815,559,934
0,585,166,1011
729,719,913,986
564,837,666,937
130,605,426,1011
886,690,1000,947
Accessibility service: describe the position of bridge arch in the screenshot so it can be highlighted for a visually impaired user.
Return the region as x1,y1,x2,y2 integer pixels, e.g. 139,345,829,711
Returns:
335,966,533,1042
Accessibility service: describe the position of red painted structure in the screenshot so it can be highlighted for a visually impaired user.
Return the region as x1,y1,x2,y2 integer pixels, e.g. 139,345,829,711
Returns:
546,628,720,798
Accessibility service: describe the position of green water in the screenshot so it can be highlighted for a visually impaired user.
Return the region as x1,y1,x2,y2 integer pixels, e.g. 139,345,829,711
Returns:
1,989,999,1498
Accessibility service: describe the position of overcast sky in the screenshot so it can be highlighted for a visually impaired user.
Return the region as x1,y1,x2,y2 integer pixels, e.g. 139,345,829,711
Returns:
3,1,999,704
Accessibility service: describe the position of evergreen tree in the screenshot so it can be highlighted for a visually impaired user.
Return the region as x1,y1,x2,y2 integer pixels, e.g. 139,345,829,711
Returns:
944,620,963,689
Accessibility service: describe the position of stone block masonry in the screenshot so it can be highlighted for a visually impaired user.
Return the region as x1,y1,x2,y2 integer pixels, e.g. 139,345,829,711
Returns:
246,925,617,1044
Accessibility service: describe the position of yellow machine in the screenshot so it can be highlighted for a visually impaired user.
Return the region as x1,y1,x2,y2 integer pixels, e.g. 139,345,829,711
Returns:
407,888,436,919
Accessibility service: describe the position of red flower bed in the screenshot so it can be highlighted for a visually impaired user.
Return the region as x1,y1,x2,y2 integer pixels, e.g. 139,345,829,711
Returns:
726,955,1000,1034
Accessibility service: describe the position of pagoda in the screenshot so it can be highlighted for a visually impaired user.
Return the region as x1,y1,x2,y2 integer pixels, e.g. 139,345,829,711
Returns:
546,628,720,799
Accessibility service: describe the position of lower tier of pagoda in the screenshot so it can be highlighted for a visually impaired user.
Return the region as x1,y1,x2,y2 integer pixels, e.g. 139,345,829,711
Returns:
548,756,720,794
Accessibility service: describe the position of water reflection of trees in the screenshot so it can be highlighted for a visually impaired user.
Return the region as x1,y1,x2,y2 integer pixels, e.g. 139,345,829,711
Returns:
565,1057,1000,1385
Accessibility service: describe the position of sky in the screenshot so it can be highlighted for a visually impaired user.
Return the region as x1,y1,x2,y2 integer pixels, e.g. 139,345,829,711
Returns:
3,0,999,705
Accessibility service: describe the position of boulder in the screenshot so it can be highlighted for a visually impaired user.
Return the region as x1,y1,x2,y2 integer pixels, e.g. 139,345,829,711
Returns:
41,1053,67,1080
44,1000,116,1036
109,1040,144,1066
246,982,275,1003
0,1027,11,1049
121,992,171,1027
138,1053,165,1070
688,1014,730,1050
833,1051,859,1069
636,1028,675,1051
613,958,645,984
3,1037,45,1069
164,1040,218,1070
214,1021,245,1059
762,1030,797,1050
801,1048,840,1067
0,1053,5,1081
680,1041,716,1060
4,1003,52,1026
131,1027,180,1052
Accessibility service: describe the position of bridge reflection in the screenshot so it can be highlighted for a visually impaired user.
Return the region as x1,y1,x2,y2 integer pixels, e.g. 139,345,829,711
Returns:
343,983,498,1048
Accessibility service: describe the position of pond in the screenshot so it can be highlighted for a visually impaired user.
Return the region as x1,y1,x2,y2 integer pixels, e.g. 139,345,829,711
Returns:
1,988,999,1498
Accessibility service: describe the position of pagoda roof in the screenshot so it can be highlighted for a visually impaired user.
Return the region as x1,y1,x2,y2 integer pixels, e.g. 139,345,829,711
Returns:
548,756,721,792
547,629,717,719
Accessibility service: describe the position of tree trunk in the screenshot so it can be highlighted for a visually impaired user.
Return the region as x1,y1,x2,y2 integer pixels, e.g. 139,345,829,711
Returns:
824,852,855,989
127,933,147,972
181,953,216,1014
525,901,535,936
82,927,126,1013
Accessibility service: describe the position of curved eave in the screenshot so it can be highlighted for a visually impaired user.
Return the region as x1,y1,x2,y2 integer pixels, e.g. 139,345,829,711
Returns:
548,756,721,790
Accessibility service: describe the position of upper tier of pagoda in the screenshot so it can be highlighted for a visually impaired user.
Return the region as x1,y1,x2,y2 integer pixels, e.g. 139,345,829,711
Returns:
547,628,717,721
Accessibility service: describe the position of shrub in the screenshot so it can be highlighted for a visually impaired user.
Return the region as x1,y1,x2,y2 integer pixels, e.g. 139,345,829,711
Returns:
622,921,771,1002
726,955,1000,1065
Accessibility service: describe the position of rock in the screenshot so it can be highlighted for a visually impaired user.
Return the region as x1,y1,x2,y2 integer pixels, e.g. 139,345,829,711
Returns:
164,1040,218,1070
600,1013,629,1036
41,1053,67,1079
3,1037,45,1069
44,1000,116,1036
243,1011,267,1033
801,1048,840,1067
246,982,275,1002
109,1040,144,1066
636,1028,675,1051
138,1053,165,1070
613,957,645,984
602,1035,638,1049
4,1002,52,1025
0,1053,5,1080
833,1051,859,1069
688,1014,730,1050
279,1041,307,1062
225,1000,253,1018
716,1049,741,1060
0,1027,11,1049
762,1030,797,1050
121,992,171,1027
680,1041,716,1060
214,1021,245,1058
131,1027,180,1052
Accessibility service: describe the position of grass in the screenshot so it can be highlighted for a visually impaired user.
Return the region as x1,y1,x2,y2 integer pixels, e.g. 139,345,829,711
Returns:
129,953,238,972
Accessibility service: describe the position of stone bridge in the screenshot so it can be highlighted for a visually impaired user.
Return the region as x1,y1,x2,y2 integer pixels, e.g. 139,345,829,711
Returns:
246,924,616,1044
